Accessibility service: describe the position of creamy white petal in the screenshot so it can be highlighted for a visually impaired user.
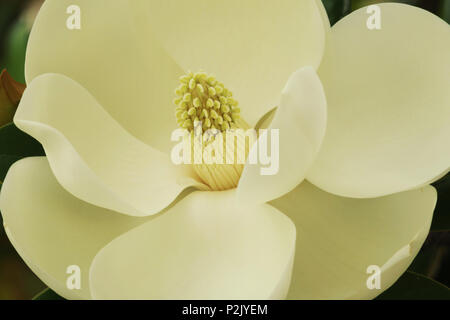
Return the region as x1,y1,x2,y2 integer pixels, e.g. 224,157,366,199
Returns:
237,67,327,204
90,190,296,300
26,0,183,153
315,0,331,31
308,4,450,198
0,157,148,300
15,74,206,217
131,0,326,125
271,181,437,299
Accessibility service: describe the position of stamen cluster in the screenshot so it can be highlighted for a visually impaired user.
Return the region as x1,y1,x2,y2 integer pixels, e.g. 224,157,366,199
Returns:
174,71,241,132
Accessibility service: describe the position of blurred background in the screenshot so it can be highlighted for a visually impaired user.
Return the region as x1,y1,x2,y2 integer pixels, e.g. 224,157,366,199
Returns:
0,0,449,299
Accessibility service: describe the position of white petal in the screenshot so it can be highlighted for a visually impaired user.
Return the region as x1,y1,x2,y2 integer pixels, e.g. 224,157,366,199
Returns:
308,4,450,198
26,0,183,153
90,190,296,300
314,0,331,31
0,157,147,299
237,67,327,204
271,181,437,299
15,74,206,217
132,0,326,125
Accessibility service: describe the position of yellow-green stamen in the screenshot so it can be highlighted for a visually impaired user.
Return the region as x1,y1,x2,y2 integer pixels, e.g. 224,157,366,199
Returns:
174,71,240,132
173,71,253,191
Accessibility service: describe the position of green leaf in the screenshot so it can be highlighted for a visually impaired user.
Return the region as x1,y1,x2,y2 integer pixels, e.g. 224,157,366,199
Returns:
0,123,43,155
431,174,450,231
377,271,450,300
0,154,22,182
408,232,448,279
408,243,437,276
440,0,450,23
33,288,65,300
2,19,29,84
0,123,44,181
321,0,351,26
0,0,24,47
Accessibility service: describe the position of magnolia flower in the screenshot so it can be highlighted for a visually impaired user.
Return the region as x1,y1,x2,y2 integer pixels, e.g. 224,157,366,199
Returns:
1,0,449,300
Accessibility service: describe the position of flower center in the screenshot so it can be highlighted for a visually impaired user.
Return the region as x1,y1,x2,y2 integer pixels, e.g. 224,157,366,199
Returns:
174,71,241,132
174,71,251,191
